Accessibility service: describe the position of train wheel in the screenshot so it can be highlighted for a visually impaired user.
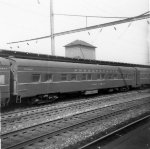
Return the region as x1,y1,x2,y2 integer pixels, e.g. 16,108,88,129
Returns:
120,86,129,92
1,98,10,108
27,98,39,105
48,95,58,102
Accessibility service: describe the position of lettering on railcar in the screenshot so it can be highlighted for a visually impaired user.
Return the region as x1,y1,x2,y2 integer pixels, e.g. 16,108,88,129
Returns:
24,68,33,71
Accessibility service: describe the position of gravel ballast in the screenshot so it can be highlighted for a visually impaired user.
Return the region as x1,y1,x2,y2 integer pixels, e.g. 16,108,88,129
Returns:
25,104,150,149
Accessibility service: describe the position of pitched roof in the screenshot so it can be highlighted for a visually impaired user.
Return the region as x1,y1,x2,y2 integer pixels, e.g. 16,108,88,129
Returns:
64,40,96,48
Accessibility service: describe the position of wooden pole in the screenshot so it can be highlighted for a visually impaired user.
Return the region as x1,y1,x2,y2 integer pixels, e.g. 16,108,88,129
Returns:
50,0,55,55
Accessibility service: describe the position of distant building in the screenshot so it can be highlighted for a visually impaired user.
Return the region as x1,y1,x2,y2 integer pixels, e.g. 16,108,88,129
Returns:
64,40,96,60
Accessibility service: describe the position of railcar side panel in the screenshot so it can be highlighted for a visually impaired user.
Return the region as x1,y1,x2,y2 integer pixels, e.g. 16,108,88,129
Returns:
15,59,136,98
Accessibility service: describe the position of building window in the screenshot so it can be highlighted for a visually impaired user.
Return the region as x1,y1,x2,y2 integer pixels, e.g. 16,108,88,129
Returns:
32,74,41,82
0,75,5,84
61,74,67,81
87,74,92,80
70,74,77,81
44,74,53,82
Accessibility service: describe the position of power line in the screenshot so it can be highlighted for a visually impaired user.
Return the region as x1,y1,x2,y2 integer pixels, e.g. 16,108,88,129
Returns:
54,13,129,19
7,12,150,44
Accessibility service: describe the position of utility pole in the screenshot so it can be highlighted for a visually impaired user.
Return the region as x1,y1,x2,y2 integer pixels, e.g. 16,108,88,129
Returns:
148,45,150,65
148,25,150,65
50,0,55,55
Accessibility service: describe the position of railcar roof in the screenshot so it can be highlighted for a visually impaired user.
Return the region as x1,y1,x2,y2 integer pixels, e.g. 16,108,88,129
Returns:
1,49,150,68
0,57,10,66
136,67,150,72
12,58,115,69
12,58,135,72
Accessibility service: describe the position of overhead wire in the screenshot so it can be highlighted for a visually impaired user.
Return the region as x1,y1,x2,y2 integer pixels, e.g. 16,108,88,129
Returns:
54,13,129,19
6,11,150,45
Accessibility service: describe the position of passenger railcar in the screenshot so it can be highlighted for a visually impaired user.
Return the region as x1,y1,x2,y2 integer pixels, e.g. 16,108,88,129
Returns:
0,57,10,107
0,56,150,107
136,67,150,87
11,58,138,104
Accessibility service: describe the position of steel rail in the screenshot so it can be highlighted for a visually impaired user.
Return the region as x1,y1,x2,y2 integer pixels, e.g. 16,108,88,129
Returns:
78,114,150,149
1,89,147,121
2,98,150,149
2,94,150,135
3,97,148,135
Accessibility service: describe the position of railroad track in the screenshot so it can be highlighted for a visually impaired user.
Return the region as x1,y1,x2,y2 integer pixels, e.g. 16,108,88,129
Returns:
78,113,150,149
1,97,150,149
2,89,149,122
2,89,149,121
2,92,150,134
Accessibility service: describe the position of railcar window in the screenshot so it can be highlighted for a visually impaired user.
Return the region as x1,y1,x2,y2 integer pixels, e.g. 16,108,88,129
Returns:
32,74,41,82
124,74,127,79
143,74,146,78
81,74,86,80
0,75,5,84
129,74,131,79
122,74,125,78
87,74,92,80
61,74,67,81
97,74,101,80
147,74,149,78
107,74,112,79
111,74,115,79
114,74,118,79
127,74,129,79
118,74,122,79
71,74,77,81
101,73,105,80
142,74,144,78
126,74,129,79
44,74,53,82
146,74,148,78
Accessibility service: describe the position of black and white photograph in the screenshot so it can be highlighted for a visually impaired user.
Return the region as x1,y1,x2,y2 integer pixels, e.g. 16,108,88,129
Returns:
0,0,150,149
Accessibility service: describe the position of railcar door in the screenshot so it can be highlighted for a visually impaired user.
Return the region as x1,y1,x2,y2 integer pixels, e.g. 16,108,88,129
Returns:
134,67,140,87
9,58,19,103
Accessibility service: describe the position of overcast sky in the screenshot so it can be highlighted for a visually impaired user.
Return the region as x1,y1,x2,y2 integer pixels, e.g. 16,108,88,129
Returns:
0,0,150,64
